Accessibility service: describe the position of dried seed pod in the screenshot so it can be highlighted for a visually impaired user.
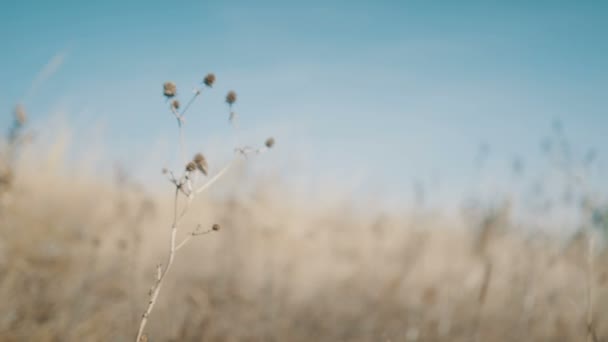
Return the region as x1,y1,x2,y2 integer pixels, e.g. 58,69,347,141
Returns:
203,73,216,87
225,91,237,105
163,82,177,98
265,137,275,148
212,223,221,231
193,153,208,175
171,100,180,110
185,161,196,172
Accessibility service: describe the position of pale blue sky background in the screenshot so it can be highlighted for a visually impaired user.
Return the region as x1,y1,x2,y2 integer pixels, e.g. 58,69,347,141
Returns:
0,1,607,210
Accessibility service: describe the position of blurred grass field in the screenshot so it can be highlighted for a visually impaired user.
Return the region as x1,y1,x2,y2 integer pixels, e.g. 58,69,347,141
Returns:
0,128,607,342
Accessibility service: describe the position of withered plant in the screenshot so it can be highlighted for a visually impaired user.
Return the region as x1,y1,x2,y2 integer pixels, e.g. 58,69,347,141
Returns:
135,74,274,342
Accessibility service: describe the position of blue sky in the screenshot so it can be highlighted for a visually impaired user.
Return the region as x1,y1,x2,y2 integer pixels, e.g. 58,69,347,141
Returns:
1,1,607,208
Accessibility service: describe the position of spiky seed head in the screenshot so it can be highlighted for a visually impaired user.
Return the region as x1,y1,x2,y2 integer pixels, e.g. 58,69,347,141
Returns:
185,161,196,172
14,104,27,125
225,91,237,105
171,100,180,110
265,137,275,148
212,223,221,231
163,82,177,98
193,153,208,175
203,73,216,87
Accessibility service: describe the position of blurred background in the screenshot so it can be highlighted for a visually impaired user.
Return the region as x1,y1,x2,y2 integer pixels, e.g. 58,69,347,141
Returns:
0,2,607,341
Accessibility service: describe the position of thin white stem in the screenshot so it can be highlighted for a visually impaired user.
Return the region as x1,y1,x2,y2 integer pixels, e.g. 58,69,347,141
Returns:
174,235,193,252
170,105,187,166
229,109,240,148
135,188,181,342
177,194,194,222
195,159,237,194
178,119,185,167
136,83,269,341
175,228,214,252
180,90,200,119
192,145,270,195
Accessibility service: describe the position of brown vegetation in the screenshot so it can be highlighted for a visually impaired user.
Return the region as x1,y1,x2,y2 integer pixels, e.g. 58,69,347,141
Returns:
0,156,607,341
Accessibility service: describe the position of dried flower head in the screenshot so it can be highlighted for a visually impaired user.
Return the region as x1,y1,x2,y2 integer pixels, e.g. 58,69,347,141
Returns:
171,100,180,110
203,73,216,87
193,153,208,175
225,91,237,105
265,137,275,148
14,104,27,125
163,82,177,98
212,223,221,231
185,161,196,172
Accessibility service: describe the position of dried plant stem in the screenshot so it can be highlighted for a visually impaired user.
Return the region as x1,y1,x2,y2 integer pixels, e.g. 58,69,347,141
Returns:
474,258,492,342
135,157,237,341
196,159,236,194
478,259,493,303
171,91,200,166
136,78,272,341
180,91,200,118
175,228,214,251
178,120,185,166
170,107,186,167
135,188,180,342
586,234,598,342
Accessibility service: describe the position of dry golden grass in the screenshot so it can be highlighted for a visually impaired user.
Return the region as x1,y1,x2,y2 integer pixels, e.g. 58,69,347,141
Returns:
0,147,607,342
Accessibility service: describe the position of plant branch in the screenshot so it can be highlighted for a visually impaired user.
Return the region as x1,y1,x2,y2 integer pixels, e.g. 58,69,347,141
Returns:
135,187,181,342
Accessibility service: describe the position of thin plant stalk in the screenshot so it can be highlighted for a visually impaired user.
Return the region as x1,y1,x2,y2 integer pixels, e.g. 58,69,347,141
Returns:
135,80,273,342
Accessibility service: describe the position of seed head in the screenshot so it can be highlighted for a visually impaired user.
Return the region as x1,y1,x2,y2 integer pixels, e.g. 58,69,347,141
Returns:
225,91,237,105
265,137,275,149
163,82,177,98
203,73,216,87
14,104,27,126
185,161,196,172
212,223,221,231
193,153,208,175
171,100,180,110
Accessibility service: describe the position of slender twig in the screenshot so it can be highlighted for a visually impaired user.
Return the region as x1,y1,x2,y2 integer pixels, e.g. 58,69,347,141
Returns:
135,188,180,342
180,90,201,119
175,226,214,252
193,146,271,195
135,79,272,342
170,107,186,166
195,159,237,194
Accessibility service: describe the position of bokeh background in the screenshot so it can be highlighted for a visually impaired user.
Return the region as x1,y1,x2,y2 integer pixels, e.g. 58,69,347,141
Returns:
0,2,607,341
